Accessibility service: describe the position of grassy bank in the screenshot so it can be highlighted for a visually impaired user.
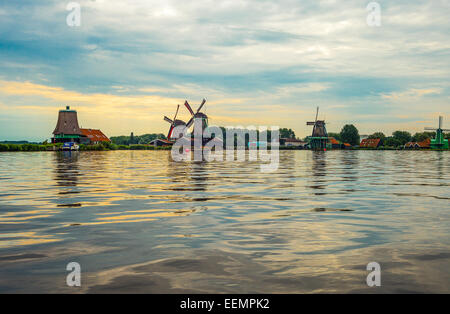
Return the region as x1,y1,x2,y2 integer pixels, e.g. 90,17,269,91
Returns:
80,143,172,151
1,142,448,152
0,142,172,152
0,143,62,151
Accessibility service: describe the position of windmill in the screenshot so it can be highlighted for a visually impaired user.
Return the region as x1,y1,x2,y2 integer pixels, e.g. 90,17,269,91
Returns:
424,116,450,149
306,106,329,150
184,99,208,132
164,104,187,140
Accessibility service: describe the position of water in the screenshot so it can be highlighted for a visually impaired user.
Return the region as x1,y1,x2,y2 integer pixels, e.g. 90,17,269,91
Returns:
0,150,449,293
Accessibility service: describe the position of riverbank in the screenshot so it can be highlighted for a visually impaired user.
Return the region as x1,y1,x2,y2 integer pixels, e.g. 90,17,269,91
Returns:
0,143,172,151
1,143,448,152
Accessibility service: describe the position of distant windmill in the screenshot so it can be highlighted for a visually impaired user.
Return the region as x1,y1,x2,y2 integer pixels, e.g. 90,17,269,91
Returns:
184,99,208,131
164,104,187,140
306,106,329,150
424,116,450,149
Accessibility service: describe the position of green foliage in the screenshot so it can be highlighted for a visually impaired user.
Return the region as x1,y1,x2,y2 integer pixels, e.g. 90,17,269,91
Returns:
340,124,360,146
7,144,21,151
368,132,386,140
21,144,46,151
392,130,412,145
384,136,402,148
412,131,435,142
327,132,341,141
0,143,50,151
279,128,296,139
80,144,106,151
101,141,118,150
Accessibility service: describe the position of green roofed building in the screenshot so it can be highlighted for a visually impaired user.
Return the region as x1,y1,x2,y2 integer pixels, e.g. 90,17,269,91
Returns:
424,116,449,150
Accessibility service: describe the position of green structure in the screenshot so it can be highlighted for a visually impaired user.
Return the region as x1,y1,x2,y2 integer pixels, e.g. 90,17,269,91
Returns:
425,116,449,149
307,107,331,150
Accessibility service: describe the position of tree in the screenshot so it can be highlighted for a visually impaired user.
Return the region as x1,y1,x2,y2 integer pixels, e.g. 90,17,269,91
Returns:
412,131,435,142
340,124,360,146
384,136,401,147
279,128,296,139
368,132,386,140
327,132,341,141
392,131,412,146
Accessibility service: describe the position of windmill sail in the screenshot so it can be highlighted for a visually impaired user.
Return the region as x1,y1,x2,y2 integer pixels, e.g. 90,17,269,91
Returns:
164,104,186,140
184,101,194,115
184,99,208,131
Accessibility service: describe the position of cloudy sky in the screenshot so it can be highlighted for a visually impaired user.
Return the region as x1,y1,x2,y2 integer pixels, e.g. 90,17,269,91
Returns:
0,0,449,141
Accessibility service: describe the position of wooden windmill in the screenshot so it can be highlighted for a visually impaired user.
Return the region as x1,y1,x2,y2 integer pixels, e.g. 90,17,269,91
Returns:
306,107,329,150
164,104,187,140
424,116,449,149
184,99,208,132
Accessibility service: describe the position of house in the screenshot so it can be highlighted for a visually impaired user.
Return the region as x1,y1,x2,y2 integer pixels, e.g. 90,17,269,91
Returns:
328,137,352,149
280,138,308,147
150,139,173,147
404,138,431,149
360,138,381,148
360,134,369,142
80,129,111,144
329,137,341,149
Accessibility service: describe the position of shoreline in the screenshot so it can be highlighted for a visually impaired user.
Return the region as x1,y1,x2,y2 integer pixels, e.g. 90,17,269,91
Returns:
0,143,449,152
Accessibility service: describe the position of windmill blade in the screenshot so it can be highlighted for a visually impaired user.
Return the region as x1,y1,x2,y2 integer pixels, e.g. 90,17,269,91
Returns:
315,106,319,123
186,117,194,128
167,125,174,139
196,99,206,113
424,127,436,131
439,116,443,129
441,129,450,132
164,116,174,124
184,101,194,115
173,104,180,121
306,122,316,125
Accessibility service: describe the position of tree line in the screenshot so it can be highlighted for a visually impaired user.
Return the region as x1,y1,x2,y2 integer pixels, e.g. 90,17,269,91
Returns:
329,126,449,148
108,126,449,149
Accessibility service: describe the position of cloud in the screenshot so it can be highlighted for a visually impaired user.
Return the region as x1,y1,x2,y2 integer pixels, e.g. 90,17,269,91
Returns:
382,88,443,100
0,0,449,140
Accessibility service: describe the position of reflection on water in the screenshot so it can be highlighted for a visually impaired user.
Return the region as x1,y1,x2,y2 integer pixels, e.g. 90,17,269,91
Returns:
0,150,449,293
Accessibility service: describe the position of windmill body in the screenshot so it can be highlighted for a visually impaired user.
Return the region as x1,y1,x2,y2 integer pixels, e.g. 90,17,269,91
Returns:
306,107,330,150
163,99,216,146
184,99,209,133
424,116,449,149
164,104,187,141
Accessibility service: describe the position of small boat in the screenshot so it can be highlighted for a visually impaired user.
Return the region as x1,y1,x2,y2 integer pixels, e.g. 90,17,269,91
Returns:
61,142,79,151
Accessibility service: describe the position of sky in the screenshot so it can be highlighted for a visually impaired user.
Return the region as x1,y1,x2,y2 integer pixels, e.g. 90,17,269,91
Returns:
0,0,449,141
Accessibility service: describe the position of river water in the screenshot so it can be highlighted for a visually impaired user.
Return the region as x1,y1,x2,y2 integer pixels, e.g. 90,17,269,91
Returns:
0,150,449,293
